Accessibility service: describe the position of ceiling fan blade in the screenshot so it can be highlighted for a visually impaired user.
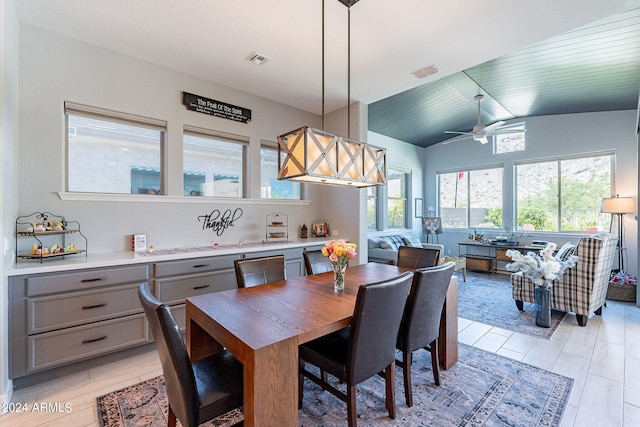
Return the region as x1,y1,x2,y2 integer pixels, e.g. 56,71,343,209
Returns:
482,121,506,133
491,128,526,135
474,135,489,144
444,131,474,136
442,134,473,144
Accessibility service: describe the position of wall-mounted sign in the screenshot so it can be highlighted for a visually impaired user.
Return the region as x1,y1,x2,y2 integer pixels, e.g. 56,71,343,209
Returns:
198,208,243,236
183,92,251,123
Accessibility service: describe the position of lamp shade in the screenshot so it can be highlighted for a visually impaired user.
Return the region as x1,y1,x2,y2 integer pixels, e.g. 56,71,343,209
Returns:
277,126,386,187
601,196,635,214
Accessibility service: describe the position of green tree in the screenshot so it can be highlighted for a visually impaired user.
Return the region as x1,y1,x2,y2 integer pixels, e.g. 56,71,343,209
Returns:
485,207,502,227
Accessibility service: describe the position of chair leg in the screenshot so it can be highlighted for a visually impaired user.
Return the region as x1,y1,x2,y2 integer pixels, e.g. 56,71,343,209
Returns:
403,351,413,407
168,405,177,427
347,383,358,427
576,314,588,326
429,338,441,386
385,361,396,419
595,306,603,315
515,300,524,311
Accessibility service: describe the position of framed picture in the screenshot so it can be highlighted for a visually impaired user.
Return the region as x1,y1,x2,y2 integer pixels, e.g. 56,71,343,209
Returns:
414,198,424,218
312,222,329,237
422,217,442,234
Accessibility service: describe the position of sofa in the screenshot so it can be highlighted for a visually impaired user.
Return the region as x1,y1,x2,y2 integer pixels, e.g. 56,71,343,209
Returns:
367,233,444,265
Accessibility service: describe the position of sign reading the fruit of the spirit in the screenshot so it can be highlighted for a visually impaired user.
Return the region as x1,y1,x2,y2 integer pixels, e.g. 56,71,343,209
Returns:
183,92,252,123
198,208,244,236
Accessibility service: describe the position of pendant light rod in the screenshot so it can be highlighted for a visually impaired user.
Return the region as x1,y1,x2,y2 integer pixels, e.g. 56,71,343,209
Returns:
347,6,351,139
322,0,325,130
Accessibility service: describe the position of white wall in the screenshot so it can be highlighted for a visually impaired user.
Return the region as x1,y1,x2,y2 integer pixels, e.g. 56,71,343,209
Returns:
17,24,336,253
0,0,19,406
367,130,426,232
424,110,638,276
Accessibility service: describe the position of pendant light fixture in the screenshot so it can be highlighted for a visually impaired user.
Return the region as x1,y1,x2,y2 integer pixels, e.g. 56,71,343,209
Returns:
277,0,386,187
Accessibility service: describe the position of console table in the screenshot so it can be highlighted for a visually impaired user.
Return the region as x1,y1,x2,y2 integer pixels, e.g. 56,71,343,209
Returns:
458,241,546,273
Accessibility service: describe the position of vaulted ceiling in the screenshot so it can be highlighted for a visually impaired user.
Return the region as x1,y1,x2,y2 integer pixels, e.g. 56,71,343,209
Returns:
13,1,640,148
368,7,640,147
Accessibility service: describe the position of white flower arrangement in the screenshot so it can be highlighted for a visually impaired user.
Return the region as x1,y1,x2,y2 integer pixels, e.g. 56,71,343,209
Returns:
505,242,578,289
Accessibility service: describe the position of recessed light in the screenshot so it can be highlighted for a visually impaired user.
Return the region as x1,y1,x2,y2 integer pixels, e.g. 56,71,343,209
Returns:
246,51,271,65
411,64,438,79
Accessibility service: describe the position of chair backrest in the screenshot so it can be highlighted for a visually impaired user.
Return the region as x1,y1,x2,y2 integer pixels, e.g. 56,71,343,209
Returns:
572,232,618,306
397,262,455,354
397,245,441,269
234,255,286,288
347,271,413,385
138,283,199,427
303,250,333,275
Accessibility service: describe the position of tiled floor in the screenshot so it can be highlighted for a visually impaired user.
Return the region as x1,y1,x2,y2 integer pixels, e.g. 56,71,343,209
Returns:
2,300,640,426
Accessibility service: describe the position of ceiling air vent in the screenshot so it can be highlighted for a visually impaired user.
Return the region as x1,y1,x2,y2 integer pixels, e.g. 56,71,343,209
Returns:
411,64,438,79
246,51,270,65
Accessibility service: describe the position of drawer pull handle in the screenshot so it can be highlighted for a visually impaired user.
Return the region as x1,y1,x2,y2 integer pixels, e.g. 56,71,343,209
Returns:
82,303,107,310
81,277,107,283
192,264,210,268
82,336,107,344
193,284,210,290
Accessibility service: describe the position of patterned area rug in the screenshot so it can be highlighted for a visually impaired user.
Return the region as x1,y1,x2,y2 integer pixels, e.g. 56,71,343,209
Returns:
457,271,567,339
96,344,573,426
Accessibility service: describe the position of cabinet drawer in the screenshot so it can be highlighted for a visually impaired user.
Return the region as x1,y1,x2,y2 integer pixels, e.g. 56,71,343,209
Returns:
27,265,149,296
27,314,148,372
154,255,238,278
27,283,144,334
239,248,300,260
156,270,236,305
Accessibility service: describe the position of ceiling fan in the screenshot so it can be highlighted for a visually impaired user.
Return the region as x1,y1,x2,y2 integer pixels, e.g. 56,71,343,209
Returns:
443,94,524,144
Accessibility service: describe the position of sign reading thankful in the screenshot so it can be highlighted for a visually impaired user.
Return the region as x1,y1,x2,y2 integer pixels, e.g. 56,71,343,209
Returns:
183,92,252,123
198,208,243,236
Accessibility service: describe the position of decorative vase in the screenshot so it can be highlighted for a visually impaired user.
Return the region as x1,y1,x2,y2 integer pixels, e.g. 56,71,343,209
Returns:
535,284,552,328
333,263,346,291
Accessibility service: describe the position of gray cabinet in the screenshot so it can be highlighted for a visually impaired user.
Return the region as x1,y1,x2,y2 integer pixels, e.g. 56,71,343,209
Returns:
8,241,328,385
9,264,150,380
152,255,239,330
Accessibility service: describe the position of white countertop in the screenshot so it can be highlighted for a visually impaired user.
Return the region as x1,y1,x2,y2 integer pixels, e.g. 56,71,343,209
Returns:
8,237,333,276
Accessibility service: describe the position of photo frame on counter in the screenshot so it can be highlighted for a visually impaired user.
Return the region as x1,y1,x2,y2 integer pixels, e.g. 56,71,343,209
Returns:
312,222,329,237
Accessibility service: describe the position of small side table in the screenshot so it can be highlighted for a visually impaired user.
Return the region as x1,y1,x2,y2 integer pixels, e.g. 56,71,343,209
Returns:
443,256,466,282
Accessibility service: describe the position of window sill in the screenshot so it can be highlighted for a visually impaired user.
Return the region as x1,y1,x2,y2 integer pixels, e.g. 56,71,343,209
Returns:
58,192,312,206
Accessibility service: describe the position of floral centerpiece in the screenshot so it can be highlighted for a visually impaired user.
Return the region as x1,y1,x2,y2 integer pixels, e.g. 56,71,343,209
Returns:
505,242,578,328
504,242,577,289
321,239,357,290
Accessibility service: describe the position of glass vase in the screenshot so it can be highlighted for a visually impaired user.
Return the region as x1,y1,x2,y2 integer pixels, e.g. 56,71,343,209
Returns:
333,263,346,291
535,285,552,328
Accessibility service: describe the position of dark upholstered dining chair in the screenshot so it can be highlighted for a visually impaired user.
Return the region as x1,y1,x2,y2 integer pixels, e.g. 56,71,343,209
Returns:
233,255,286,288
303,250,333,275
137,284,244,427
396,245,441,269
298,271,414,427
396,262,454,407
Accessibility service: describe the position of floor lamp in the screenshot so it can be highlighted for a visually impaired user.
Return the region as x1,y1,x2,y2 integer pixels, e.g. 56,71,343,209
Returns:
601,195,635,272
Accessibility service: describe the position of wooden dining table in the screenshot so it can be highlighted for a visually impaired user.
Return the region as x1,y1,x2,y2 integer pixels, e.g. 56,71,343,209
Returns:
186,262,458,427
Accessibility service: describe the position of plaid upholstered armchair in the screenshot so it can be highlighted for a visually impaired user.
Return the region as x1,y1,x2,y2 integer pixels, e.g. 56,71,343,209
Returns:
511,233,618,326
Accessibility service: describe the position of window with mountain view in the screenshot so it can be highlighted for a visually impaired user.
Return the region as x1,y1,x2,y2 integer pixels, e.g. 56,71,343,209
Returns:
515,154,613,232
438,167,503,228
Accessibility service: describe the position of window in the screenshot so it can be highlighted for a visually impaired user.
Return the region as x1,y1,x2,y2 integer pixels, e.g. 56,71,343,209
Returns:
387,168,410,228
515,154,613,232
66,103,166,194
438,167,503,228
494,123,525,154
366,186,377,230
260,144,301,199
183,127,247,197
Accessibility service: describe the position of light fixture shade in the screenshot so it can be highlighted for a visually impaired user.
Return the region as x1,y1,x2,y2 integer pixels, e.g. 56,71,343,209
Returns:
601,196,635,214
277,126,386,187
